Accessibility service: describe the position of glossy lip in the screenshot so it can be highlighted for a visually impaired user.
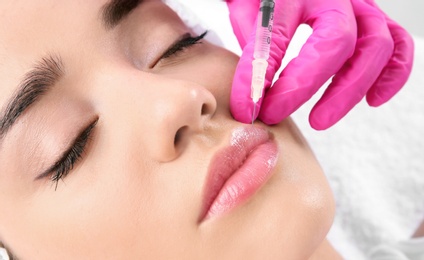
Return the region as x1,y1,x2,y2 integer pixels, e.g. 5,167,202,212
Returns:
199,125,278,223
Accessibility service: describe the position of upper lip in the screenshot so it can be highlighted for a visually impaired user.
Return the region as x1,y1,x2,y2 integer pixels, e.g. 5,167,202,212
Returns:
198,125,273,222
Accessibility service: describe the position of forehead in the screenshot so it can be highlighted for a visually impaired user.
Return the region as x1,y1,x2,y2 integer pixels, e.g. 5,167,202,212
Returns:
0,1,105,55
0,0,174,107
0,1,106,102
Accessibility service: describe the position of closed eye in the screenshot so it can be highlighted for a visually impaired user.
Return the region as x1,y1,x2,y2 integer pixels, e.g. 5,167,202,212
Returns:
35,118,99,190
159,31,208,60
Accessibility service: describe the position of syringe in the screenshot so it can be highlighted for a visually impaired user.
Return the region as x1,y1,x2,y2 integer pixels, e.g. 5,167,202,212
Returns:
251,0,275,124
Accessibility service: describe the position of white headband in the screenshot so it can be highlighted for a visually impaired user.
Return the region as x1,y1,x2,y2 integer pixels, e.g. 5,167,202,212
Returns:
0,248,9,260
162,0,224,47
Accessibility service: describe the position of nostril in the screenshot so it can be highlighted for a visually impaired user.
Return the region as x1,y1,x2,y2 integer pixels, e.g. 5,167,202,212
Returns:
201,104,207,116
174,126,188,146
201,103,212,116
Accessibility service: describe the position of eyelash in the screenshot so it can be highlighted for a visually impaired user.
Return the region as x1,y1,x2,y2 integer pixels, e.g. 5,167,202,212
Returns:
160,30,208,60
49,119,98,189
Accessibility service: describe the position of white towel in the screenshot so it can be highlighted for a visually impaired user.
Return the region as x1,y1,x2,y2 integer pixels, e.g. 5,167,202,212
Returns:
293,35,424,259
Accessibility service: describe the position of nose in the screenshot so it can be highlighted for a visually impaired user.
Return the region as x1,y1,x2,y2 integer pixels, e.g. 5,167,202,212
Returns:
146,80,217,162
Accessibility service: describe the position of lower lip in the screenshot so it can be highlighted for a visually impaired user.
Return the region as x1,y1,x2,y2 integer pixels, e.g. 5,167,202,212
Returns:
205,140,278,220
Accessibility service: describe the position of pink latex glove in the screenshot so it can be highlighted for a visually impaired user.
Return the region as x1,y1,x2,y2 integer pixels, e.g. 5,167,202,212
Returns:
228,0,414,130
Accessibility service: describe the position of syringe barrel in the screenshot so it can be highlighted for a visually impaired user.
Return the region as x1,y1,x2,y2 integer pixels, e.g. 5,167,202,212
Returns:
251,59,268,103
253,0,275,60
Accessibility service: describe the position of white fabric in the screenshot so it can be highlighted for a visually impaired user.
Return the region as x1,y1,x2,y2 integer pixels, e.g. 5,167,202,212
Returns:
368,237,424,260
173,1,424,259
299,35,424,259
162,0,225,48
0,248,9,260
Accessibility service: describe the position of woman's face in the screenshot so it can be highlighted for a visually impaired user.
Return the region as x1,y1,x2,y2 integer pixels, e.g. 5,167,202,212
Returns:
0,0,335,259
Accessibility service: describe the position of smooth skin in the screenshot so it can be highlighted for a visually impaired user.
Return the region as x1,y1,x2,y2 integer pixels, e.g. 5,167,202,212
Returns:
0,0,338,259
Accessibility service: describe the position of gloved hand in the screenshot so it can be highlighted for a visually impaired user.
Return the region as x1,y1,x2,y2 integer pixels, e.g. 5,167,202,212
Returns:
227,0,414,130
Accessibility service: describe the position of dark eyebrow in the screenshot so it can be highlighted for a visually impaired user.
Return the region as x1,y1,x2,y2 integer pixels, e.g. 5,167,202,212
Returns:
0,55,64,141
101,0,143,29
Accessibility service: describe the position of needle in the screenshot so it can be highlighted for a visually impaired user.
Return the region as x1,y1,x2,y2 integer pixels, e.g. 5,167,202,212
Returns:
252,103,256,125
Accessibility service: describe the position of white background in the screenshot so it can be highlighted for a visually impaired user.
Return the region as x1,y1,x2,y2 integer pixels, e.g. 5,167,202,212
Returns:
376,0,424,37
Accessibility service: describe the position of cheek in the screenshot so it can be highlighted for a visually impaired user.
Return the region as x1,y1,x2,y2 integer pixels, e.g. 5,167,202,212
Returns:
11,175,142,258
196,47,239,92
188,50,239,115
288,167,336,250
155,45,239,103
9,119,201,258
273,121,336,257
7,129,163,259
249,155,334,259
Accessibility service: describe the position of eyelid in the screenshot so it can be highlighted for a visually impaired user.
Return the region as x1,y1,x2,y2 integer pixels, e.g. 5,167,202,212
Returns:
152,31,208,67
35,117,99,182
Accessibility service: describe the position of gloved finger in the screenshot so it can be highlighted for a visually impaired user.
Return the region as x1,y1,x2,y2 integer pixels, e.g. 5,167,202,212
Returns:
230,1,301,123
308,0,394,130
365,17,414,107
359,0,415,106
226,0,258,49
258,1,357,125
